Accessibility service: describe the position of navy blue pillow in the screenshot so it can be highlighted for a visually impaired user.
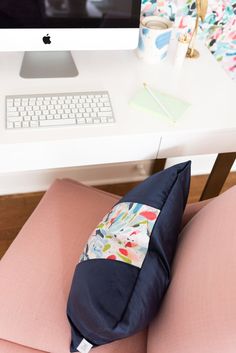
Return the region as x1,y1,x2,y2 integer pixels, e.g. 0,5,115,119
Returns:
67,161,191,352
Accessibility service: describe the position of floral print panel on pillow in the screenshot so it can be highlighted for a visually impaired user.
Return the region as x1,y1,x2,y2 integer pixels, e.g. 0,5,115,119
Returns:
80,202,160,268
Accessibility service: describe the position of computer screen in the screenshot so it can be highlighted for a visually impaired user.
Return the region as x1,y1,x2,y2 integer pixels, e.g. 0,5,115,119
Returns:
0,0,141,51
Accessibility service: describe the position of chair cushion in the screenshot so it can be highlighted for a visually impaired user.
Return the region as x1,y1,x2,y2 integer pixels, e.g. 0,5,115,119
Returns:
1,179,148,353
67,162,191,351
0,332,147,353
0,339,46,353
147,186,236,353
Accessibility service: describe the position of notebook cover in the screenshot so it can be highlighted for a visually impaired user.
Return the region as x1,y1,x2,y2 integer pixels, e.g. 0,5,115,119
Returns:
129,87,191,122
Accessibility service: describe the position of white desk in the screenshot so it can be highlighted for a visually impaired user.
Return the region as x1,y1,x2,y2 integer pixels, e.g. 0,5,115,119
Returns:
0,42,235,182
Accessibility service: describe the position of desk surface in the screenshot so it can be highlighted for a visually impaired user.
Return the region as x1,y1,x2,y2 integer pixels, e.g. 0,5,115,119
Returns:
0,41,235,173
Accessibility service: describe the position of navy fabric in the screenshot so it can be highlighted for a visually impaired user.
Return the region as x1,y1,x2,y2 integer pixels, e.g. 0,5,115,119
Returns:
67,161,191,351
121,161,188,210
67,259,139,348
149,164,191,266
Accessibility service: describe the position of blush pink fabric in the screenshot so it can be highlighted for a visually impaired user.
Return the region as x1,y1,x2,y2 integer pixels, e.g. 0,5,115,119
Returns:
0,178,212,353
148,186,236,353
0,340,45,353
1,180,148,353
0,332,147,353
181,199,210,228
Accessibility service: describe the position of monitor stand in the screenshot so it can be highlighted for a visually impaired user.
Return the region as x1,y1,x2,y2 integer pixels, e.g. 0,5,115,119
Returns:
20,51,79,79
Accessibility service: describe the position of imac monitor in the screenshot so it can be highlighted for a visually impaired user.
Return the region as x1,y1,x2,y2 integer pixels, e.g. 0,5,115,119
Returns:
0,0,142,78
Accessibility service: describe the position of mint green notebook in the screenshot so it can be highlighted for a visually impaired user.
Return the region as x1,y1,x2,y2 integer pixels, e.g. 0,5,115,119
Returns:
129,87,191,122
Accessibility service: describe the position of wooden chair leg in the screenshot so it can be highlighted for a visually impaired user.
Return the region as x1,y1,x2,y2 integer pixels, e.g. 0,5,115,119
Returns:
151,158,167,175
200,152,236,201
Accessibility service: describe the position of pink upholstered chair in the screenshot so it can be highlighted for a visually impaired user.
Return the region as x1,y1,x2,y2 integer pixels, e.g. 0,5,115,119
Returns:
0,179,235,353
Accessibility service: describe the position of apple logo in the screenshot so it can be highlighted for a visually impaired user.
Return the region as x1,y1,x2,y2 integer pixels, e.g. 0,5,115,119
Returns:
42,34,51,44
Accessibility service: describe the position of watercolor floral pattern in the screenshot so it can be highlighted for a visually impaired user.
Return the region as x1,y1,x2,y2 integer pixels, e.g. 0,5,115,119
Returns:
141,0,236,80
80,202,160,268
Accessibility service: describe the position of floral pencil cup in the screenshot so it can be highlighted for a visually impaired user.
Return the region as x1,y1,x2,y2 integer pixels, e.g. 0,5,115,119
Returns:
137,16,173,64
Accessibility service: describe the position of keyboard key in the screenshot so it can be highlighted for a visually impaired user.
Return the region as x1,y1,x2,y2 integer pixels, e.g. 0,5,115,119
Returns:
30,121,39,128
8,112,19,117
93,119,101,124
77,118,85,124
8,116,22,122
7,100,13,107
40,119,76,127
8,107,17,112
98,112,113,117
100,107,112,112
22,121,30,128
7,122,14,129
100,98,109,103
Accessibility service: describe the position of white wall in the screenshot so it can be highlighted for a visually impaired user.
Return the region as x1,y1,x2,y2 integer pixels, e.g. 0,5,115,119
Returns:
0,154,235,195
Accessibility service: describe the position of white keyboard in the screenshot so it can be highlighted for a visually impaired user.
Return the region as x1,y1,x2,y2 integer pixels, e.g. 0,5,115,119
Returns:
6,91,115,130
